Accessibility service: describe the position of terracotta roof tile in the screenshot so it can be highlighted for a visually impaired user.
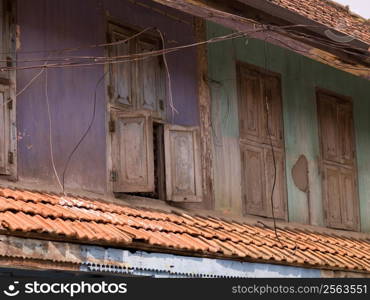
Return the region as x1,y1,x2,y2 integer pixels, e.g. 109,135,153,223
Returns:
270,0,370,44
0,187,370,273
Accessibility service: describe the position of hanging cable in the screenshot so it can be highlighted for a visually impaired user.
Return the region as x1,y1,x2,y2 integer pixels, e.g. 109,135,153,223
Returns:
262,32,282,245
45,67,65,195
0,31,256,72
0,27,367,74
61,71,107,192
156,28,178,122
61,27,152,193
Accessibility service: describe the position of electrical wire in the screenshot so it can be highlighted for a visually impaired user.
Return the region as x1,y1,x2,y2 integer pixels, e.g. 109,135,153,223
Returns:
0,30,258,72
61,71,107,192
265,31,370,74
16,68,45,97
5,17,369,198
0,26,367,74
0,22,358,56
263,38,282,245
4,27,155,56
156,28,178,122
45,67,65,195
61,27,152,193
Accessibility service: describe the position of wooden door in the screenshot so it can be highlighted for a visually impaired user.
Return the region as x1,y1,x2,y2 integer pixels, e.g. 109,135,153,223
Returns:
317,92,359,230
237,64,287,219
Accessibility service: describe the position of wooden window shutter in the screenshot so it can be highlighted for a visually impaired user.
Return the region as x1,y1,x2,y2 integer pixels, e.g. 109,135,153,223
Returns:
323,165,342,228
136,39,166,118
262,75,284,147
241,144,266,215
338,103,355,165
265,148,287,220
109,25,134,108
317,91,359,231
340,168,358,229
317,94,340,163
164,125,202,202
241,144,287,219
238,63,287,220
111,111,154,193
238,69,263,143
0,85,10,175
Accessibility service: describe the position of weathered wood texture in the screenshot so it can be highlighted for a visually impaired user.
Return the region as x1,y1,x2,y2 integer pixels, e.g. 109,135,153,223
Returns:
111,111,154,193
194,18,214,209
317,91,359,230
16,0,198,194
237,63,287,220
151,0,370,79
0,0,16,179
0,85,10,175
207,22,370,232
108,23,166,119
164,124,202,202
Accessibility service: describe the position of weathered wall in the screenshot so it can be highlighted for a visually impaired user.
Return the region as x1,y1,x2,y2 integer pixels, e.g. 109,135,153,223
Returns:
16,0,198,194
207,22,370,232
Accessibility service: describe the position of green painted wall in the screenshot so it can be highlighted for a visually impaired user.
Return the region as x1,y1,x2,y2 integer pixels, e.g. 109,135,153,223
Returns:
207,22,370,232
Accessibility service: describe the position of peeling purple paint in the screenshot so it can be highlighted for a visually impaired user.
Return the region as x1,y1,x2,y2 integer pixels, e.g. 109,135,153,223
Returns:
17,0,198,193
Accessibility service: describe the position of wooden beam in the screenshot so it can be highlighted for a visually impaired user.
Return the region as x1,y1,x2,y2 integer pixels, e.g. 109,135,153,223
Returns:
194,18,214,210
237,0,369,51
150,0,370,79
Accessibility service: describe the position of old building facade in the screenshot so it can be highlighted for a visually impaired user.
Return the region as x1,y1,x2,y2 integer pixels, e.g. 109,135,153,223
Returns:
0,0,369,277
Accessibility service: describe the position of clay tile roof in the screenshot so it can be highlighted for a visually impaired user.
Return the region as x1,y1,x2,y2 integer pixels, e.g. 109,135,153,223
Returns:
1,187,370,273
269,0,370,44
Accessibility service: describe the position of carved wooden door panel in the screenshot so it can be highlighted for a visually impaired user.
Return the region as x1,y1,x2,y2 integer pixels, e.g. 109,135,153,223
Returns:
317,92,359,230
164,125,202,202
111,111,154,192
237,64,287,219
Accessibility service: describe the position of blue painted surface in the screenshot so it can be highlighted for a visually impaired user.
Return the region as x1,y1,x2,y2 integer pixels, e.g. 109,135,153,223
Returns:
80,245,321,278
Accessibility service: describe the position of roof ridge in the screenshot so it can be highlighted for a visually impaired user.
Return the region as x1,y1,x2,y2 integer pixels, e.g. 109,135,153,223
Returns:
324,0,367,21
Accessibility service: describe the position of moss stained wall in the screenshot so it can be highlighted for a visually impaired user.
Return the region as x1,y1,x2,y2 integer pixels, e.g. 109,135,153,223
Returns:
207,22,370,232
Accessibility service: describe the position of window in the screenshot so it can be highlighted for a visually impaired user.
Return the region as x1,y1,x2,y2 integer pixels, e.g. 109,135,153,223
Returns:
317,91,359,230
237,63,287,219
108,23,202,202
0,0,16,178
107,23,166,119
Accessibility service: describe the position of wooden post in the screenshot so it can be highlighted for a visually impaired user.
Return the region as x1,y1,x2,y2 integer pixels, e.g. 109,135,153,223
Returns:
194,18,214,210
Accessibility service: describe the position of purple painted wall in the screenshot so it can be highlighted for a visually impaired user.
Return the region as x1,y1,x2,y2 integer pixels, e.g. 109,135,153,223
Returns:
17,0,198,194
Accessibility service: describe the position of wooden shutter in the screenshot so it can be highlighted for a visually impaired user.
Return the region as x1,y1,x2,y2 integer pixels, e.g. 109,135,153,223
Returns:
241,144,266,215
109,25,134,108
238,64,287,220
238,69,263,143
317,94,340,163
0,85,9,175
111,111,154,192
265,148,287,219
263,75,284,147
340,168,358,229
164,125,202,202
241,144,287,219
323,165,342,227
339,102,355,165
317,91,359,230
136,39,166,118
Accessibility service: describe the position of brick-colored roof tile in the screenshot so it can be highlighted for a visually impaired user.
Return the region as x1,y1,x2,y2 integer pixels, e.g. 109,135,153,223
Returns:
0,187,370,273
270,0,370,44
